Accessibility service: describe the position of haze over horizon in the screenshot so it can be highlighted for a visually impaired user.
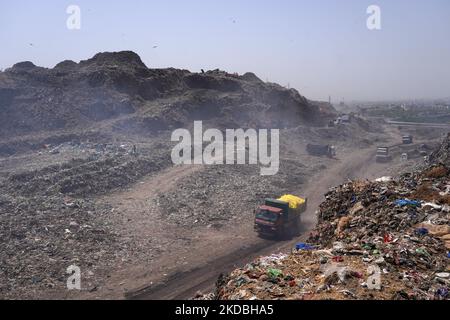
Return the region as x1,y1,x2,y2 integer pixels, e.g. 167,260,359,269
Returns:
1,0,449,102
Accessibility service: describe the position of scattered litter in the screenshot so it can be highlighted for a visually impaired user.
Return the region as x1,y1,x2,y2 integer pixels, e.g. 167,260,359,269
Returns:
295,243,316,251
395,199,421,207
375,176,392,182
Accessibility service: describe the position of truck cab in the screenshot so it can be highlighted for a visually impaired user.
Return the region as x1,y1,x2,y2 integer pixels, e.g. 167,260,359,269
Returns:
376,146,392,163
254,205,283,234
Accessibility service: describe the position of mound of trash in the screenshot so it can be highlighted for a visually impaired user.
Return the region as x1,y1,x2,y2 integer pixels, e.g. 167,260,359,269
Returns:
429,134,450,167
212,135,450,300
0,51,336,141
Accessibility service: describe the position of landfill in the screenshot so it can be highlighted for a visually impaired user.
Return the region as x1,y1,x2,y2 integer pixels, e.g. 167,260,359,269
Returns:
211,134,450,300
0,54,383,298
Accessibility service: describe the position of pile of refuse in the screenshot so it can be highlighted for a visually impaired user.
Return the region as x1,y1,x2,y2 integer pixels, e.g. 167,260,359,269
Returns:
213,135,450,300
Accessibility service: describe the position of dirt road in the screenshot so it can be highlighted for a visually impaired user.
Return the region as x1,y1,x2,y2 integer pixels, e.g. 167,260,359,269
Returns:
125,144,394,300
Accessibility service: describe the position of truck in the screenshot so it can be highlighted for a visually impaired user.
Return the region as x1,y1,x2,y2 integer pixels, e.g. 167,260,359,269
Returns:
376,146,392,163
402,135,413,144
306,144,336,158
254,194,307,239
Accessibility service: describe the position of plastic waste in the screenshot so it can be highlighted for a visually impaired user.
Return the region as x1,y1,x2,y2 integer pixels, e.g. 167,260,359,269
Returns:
395,199,421,207
384,234,393,243
415,248,429,256
375,176,392,182
267,268,283,278
436,272,449,279
259,253,287,267
332,256,344,262
436,288,449,299
415,228,429,236
295,243,315,251
422,202,443,210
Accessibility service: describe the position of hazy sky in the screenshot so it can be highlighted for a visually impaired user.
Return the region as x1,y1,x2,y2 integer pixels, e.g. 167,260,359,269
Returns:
1,0,449,101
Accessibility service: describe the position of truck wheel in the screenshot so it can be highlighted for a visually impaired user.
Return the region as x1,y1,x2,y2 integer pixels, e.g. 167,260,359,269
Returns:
294,217,301,236
276,227,285,240
286,226,292,239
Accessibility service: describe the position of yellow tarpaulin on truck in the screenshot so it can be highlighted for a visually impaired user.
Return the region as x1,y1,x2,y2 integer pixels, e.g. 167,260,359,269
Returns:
277,194,305,209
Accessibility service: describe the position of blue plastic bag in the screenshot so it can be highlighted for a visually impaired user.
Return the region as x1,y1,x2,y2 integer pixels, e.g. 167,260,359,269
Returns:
395,199,421,207
296,243,316,251
436,288,448,299
415,228,429,236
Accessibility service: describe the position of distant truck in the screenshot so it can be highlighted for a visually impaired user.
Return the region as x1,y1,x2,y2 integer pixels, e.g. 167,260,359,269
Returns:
254,194,307,239
376,146,392,163
402,135,413,144
306,144,336,158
